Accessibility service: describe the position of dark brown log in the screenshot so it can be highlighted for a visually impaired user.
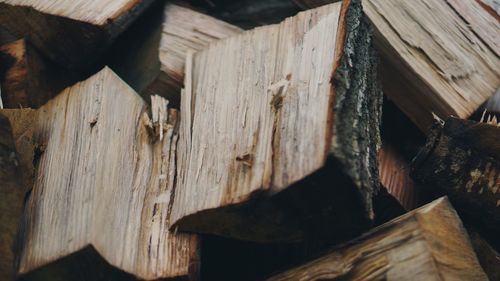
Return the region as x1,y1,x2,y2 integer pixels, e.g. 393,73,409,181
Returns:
170,0,382,243
0,39,76,108
468,227,500,281
0,0,155,70
266,197,488,281
0,112,25,281
411,117,500,241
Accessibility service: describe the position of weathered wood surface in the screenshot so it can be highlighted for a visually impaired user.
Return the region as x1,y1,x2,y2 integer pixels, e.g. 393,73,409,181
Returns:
363,0,500,131
16,67,198,280
267,197,488,281
411,117,500,238
0,39,74,108
171,0,382,242
0,0,155,70
110,3,242,107
0,113,25,281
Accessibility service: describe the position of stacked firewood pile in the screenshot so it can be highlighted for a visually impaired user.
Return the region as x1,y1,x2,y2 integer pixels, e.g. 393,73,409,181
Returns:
0,0,498,280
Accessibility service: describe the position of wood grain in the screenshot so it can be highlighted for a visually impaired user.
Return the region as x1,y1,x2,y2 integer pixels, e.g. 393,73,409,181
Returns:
171,0,382,242
267,197,488,281
16,67,198,280
0,0,155,70
378,143,417,210
109,3,242,108
363,0,500,131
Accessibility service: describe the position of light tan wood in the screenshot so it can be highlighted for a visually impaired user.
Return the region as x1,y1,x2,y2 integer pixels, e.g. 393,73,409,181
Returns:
0,0,155,70
16,67,198,280
363,0,500,131
267,197,488,281
171,0,383,242
110,3,242,107
156,4,242,94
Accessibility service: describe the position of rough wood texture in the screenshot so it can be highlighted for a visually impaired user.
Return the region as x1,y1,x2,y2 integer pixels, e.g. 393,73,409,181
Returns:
378,143,416,210
110,3,242,107
267,197,488,281
0,0,155,70
171,0,382,243
0,39,74,108
411,117,500,240
16,68,198,281
0,113,25,281
363,0,500,131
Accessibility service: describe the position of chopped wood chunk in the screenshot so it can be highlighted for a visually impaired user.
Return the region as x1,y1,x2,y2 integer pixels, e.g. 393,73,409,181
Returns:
110,3,242,107
171,0,383,243
363,0,500,131
267,197,488,281
411,117,500,240
0,0,155,70
15,67,198,280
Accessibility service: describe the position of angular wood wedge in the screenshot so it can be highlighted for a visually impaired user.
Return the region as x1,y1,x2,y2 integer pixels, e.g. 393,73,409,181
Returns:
364,0,500,131
0,0,155,70
171,0,383,243
14,67,199,281
109,3,242,107
267,197,488,281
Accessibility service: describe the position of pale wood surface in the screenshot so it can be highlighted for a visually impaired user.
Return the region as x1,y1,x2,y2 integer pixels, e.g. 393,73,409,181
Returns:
171,0,382,242
0,0,154,69
172,2,343,230
16,67,197,280
1,0,143,25
364,0,500,131
267,197,488,281
109,3,242,107
157,4,242,92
